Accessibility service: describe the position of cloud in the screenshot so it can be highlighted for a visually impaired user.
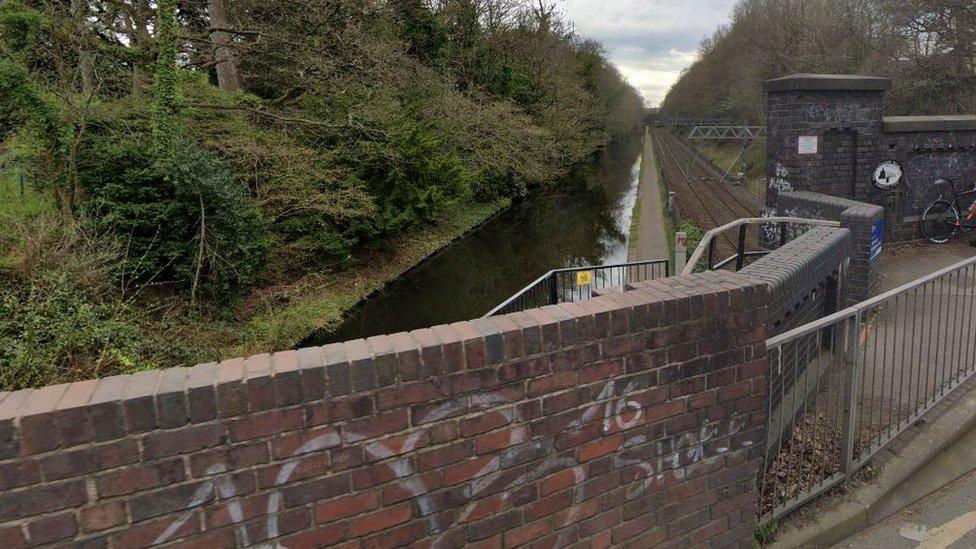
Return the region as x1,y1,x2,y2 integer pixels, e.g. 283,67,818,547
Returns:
561,0,736,106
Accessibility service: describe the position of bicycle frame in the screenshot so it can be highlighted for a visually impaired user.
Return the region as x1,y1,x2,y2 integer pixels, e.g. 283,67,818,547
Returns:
941,178,976,227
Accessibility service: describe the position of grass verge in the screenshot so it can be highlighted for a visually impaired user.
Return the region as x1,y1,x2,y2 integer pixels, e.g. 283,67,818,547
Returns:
1,170,53,269
628,196,642,256
0,170,50,220
0,187,510,388
696,140,767,199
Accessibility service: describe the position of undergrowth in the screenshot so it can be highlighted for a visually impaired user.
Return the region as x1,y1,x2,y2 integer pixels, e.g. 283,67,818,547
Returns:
0,212,201,390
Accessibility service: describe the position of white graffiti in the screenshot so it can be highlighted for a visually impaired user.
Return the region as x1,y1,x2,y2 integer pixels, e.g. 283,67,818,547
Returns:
806,103,858,124
152,380,754,546
760,208,781,243
806,105,830,123
613,416,748,499
768,163,793,193
153,464,252,545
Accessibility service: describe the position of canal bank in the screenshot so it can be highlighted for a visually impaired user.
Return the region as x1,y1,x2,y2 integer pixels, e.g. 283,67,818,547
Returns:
190,197,511,360
308,130,648,345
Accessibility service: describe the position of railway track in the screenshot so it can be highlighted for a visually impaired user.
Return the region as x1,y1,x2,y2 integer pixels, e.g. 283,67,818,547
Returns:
651,128,760,265
672,136,763,214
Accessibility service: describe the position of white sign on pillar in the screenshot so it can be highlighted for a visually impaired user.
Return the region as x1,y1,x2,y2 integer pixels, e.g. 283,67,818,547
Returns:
798,136,819,155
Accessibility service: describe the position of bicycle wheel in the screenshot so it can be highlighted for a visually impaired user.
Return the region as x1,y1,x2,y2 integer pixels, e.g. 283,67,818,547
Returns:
920,200,959,244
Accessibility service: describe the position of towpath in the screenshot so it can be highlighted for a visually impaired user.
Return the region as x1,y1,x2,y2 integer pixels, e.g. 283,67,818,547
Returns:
628,129,670,262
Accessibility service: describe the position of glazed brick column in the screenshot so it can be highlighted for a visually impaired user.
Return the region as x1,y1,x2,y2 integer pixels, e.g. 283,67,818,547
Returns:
776,191,883,303
0,271,769,549
739,226,851,333
764,74,889,213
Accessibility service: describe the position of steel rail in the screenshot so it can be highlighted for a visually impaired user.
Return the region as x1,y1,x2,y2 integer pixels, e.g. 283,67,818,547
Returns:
767,253,976,348
682,217,842,276
670,134,759,216
653,130,743,257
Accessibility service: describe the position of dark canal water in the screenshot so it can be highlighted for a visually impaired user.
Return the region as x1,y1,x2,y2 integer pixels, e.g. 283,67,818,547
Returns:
309,131,644,345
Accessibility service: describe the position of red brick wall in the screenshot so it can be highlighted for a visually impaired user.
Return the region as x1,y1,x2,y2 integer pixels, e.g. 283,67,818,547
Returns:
0,271,768,548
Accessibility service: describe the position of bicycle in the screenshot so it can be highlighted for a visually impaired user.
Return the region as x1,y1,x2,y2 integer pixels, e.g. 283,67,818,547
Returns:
919,178,976,244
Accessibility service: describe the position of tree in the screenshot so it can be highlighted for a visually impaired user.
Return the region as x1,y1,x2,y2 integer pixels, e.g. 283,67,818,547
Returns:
207,0,241,92
662,0,976,120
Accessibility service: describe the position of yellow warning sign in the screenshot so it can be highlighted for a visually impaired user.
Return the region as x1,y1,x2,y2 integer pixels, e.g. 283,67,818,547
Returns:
576,271,594,286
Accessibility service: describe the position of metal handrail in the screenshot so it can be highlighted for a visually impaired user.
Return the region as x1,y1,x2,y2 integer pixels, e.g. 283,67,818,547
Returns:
486,271,553,317
485,259,670,317
767,253,976,348
759,253,976,522
681,217,842,276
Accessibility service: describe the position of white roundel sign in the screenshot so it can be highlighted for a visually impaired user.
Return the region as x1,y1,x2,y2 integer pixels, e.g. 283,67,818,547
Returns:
873,160,903,190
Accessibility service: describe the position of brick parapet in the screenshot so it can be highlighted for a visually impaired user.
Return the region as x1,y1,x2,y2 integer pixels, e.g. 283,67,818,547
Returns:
0,271,770,548
738,226,851,332
735,227,851,441
776,191,883,303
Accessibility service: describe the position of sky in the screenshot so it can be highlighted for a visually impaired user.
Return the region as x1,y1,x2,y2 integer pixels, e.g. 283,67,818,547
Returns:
562,0,737,107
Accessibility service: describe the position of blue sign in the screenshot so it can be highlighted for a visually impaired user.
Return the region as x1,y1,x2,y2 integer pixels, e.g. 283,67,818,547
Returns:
870,219,885,261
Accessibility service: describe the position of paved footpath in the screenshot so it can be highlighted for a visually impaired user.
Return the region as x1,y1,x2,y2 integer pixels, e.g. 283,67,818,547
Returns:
836,467,976,548
628,128,670,262
831,239,976,549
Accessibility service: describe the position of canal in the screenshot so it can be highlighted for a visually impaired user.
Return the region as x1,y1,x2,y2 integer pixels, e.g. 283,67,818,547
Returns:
309,130,647,345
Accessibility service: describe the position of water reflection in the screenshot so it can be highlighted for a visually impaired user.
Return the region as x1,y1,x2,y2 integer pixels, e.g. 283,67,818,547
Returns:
309,131,644,344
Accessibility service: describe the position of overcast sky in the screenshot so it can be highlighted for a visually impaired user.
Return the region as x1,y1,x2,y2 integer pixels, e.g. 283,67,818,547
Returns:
562,0,737,107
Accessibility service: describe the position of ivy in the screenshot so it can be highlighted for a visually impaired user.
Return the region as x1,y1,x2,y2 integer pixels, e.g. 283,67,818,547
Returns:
151,0,181,160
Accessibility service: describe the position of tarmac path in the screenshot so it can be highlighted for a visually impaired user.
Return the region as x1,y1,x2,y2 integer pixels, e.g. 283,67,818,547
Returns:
837,467,976,548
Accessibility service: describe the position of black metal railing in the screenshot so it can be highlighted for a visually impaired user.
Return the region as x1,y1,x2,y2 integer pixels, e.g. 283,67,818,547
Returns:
485,259,671,317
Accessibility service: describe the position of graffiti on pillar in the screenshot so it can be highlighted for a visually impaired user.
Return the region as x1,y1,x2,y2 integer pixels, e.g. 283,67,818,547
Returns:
769,163,793,193
760,208,781,243
781,206,825,221
759,204,827,245
806,103,859,124
806,105,830,123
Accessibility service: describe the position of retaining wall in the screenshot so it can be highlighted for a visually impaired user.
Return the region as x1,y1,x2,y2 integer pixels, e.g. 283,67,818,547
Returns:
883,121,976,241
739,227,851,413
0,272,770,549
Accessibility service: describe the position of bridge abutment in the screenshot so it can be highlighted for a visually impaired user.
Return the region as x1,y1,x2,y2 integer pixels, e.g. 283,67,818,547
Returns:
765,73,976,244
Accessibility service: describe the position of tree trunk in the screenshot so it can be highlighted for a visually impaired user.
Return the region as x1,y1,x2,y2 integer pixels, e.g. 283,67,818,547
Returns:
128,0,154,96
208,0,242,93
69,0,95,97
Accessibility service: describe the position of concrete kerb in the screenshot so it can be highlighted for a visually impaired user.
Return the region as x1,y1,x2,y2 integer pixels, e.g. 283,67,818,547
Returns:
768,376,976,548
